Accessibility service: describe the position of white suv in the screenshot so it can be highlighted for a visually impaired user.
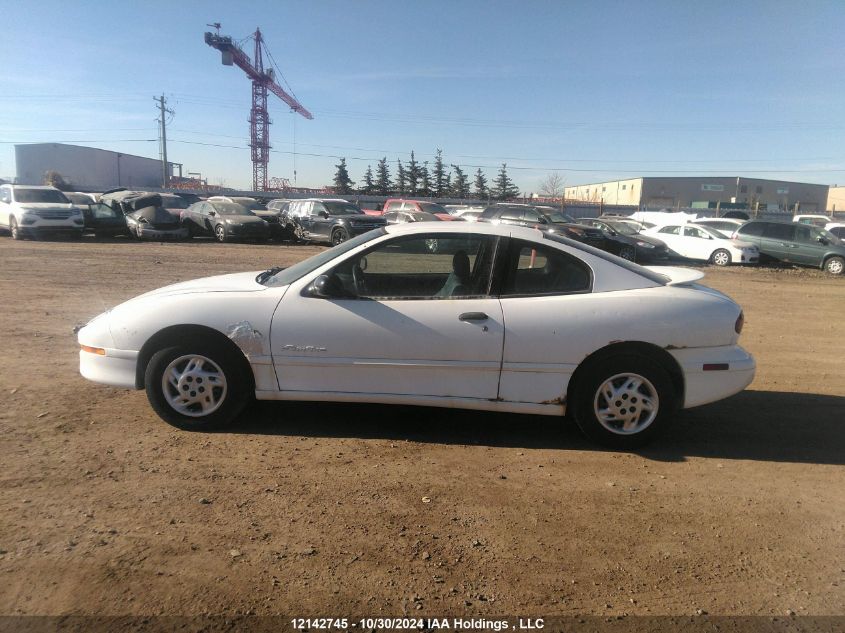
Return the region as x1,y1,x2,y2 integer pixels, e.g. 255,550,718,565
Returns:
0,185,84,240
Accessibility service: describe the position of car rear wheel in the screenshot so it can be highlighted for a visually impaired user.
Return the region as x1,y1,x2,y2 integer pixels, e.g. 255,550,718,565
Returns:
824,256,844,275
10,218,22,240
331,227,349,246
144,344,250,431
215,224,227,243
618,245,636,261
571,355,675,448
710,249,731,266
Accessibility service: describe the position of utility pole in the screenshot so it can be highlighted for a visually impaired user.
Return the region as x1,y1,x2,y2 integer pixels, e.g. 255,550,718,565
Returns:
154,95,174,188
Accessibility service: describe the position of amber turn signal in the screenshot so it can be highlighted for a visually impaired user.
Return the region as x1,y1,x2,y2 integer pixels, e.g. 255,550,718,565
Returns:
80,345,106,355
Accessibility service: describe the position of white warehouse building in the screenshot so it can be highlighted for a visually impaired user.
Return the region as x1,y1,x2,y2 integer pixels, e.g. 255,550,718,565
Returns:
14,143,177,191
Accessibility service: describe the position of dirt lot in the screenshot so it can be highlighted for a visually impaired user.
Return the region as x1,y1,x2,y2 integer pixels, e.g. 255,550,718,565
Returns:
0,237,843,621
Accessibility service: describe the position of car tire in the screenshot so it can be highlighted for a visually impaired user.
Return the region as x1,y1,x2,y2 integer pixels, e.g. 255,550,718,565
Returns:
215,224,227,243
710,249,731,266
144,343,251,431
618,246,636,261
823,256,844,275
571,354,675,448
10,217,23,240
331,227,349,246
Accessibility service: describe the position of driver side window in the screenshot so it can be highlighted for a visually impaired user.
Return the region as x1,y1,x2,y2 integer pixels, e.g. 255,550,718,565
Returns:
311,202,326,216
327,234,497,300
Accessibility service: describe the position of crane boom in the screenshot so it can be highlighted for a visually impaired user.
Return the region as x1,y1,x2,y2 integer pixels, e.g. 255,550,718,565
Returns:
204,26,312,190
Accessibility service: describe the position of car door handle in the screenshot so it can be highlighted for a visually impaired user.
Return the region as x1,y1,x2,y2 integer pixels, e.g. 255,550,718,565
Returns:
459,312,489,322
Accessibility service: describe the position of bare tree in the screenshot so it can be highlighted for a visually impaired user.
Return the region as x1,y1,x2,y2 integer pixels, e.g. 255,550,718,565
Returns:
538,172,565,199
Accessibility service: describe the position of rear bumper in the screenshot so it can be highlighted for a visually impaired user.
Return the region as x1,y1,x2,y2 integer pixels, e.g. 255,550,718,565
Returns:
669,345,756,408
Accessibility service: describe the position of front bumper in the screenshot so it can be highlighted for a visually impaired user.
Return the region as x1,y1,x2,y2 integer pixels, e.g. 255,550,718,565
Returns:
79,348,139,388
349,224,385,236
669,344,756,408
137,226,190,240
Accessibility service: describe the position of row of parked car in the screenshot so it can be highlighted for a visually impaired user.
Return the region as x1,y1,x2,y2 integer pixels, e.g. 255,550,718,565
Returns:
1,183,843,274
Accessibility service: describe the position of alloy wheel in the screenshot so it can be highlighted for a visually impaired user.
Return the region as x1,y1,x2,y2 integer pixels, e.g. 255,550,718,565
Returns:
161,354,227,418
593,372,659,435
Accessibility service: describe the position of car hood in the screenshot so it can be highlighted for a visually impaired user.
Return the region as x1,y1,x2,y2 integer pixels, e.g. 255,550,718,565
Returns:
133,271,269,300
18,203,76,211
222,215,267,225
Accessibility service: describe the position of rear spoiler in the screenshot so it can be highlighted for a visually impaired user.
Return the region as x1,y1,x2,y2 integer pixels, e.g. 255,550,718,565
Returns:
642,266,705,286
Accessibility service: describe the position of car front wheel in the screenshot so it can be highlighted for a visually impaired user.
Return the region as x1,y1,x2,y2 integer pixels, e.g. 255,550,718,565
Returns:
215,224,227,243
824,256,844,275
571,355,675,448
10,217,22,240
144,343,251,431
710,249,731,266
331,227,349,246
618,245,636,261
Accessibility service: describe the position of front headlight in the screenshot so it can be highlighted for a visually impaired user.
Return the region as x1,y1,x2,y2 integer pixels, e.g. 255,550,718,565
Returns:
636,241,655,248
20,207,38,216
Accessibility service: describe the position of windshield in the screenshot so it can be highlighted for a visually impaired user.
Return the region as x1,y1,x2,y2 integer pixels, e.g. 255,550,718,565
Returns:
418,202,448,214
409,212,441,222
324,201,363,215
545,211,576,224
14,188,70,204
607,221,637,235
212,202,256,216
232,198,265,211
64,193,92,205
160,196,189,209
264,228,386,286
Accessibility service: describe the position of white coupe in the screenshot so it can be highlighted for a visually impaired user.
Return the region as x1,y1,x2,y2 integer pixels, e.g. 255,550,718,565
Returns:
643,223,759,266
78,223,755,447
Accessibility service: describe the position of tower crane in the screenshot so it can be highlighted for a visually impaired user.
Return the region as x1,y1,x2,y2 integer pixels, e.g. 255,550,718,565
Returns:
204,24,313,191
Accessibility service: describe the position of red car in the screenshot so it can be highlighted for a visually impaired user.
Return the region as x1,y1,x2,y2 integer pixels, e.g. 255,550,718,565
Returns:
381,199,458,221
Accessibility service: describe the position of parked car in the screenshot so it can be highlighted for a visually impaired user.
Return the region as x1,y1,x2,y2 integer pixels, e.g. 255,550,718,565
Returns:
78,221,755,448
642,224,758,266
629,210,698,227
181,199,271,242
478,204,608,250
691,218,746,238
721,210,751,220
444,204,485,217
382,199,456,221
578,218,669,262
100,191,189,241
825,223,845,240
732,220,845,274
158,193,191,220
600,216,654,232
279,198,387,245
0,184,84,240
266,198,291,211
792,214,832,227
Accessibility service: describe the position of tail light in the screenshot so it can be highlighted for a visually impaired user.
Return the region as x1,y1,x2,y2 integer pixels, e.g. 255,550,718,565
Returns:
735,311,744,334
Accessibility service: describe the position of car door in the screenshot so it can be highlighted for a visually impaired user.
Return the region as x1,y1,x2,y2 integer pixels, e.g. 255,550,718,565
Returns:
760,223,797,262
497,238,594,404
308,202,334,239
653,225,684,256
270,232,504,400
683,225,717,260
792,224,829,266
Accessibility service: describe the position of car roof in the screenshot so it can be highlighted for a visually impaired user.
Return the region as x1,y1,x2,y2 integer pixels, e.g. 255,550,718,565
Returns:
8,184,60,190
385,220,543,239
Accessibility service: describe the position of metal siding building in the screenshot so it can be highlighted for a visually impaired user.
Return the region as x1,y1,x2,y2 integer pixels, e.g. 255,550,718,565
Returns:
15,143,171,191
565,176,829,212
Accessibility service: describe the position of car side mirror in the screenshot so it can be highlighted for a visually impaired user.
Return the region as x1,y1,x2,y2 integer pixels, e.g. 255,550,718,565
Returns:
307,274,343,298
208,210,216,216
537,217,548,224
818,237,829,245
320,210,330,218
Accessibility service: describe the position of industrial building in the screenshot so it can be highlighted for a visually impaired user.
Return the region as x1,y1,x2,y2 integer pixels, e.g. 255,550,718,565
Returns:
14,143,177,192
827,186,845,212
564,176,830,212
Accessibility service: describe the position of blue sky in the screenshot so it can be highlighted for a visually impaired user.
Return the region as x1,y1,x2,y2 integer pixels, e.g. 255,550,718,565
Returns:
2,0,844,192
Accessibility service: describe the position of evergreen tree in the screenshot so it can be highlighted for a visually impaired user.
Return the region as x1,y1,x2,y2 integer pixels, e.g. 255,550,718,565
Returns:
375,157,392,195
420,161,431,197
451,165,470,199
407,151,420,195
333,158,354,194
473,168,489,199
360,165,375,194
396,159,407,195
444,171,452,198
432,149,447,197
492,163,520,201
